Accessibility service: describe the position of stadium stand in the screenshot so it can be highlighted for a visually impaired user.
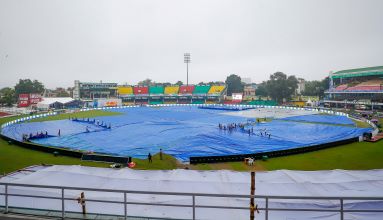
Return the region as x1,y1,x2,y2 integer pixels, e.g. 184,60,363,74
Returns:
149,86,164,95
208,85,225,94
117,86,134,96
192,85,211,104
358,79,383,86
207,86,225,103
193,85,211,94
115,84,225,105
163,86,179,104
325,66,383,110
179,85,195,94
133,86,149,95
148,86,164,104
133,86,149,104
345,79,383,91
164,86,179,95
335,84,348,91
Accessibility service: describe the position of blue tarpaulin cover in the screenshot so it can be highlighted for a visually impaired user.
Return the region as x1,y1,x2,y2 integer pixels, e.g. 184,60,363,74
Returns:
1,106,372,162
279,114,355,125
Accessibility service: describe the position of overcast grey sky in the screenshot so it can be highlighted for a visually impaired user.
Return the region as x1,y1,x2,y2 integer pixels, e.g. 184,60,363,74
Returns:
0,0,382,89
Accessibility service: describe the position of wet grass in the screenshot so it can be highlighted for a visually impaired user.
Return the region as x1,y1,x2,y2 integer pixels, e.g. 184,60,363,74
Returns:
30,110,121,122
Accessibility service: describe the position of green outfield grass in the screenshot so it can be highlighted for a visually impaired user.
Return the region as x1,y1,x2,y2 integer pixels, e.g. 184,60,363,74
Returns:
351,119,372,128
131,153,179,170
257,141,383,170
30,110,122,122
193,141,383,171
0,137,110,175
0,110,382,174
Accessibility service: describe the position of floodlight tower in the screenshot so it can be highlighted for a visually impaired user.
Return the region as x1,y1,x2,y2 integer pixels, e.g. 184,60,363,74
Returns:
184,53,191,86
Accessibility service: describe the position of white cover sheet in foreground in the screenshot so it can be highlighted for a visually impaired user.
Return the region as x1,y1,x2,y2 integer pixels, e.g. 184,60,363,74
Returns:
1,165,382,220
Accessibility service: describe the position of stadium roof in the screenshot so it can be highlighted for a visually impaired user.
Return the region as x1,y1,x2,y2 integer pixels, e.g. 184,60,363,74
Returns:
331,66,383,79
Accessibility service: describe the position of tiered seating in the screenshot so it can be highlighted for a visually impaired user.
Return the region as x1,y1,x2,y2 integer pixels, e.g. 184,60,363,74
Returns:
148,86,164,104
133,86,149,95
208,86,225,95
359,79,383,86
118,84,225,104
335,85,348,91
179,85,195,94
117,86,133,96
193,85,211,94
346,79,383,91
164,86,179,95
149,86,164,95
346,86,381,91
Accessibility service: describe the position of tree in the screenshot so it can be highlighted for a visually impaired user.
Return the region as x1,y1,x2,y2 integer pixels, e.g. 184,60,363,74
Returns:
0,87,16,106
302,77,329,98
225,74,244,96
14,79,44,97
302,81,321,96
208,81,225,85
138,79,154,86
160,82,172,87
175,81,183,86
320,77,329,98
255,82,267,97
265,72,298,103
56,89,70,97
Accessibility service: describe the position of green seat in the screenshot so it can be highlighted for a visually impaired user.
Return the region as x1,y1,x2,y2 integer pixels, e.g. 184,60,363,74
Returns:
193,85,211,94
149,86,164,95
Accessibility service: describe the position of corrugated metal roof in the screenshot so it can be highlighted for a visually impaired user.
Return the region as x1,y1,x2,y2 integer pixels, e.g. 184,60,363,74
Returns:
334,66,383,74
332,66,383,79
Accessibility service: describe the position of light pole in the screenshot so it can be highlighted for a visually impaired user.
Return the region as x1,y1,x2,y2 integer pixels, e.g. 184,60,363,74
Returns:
184,53,191,86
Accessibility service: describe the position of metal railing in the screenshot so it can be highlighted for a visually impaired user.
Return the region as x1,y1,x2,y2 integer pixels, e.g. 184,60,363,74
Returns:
1,182,383,220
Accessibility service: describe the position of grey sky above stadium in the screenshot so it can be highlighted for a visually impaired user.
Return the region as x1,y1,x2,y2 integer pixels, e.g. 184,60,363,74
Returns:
0,0,382,89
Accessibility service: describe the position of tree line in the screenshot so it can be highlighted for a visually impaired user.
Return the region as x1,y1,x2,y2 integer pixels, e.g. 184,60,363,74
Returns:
227,73,328,103
0,79,45,106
